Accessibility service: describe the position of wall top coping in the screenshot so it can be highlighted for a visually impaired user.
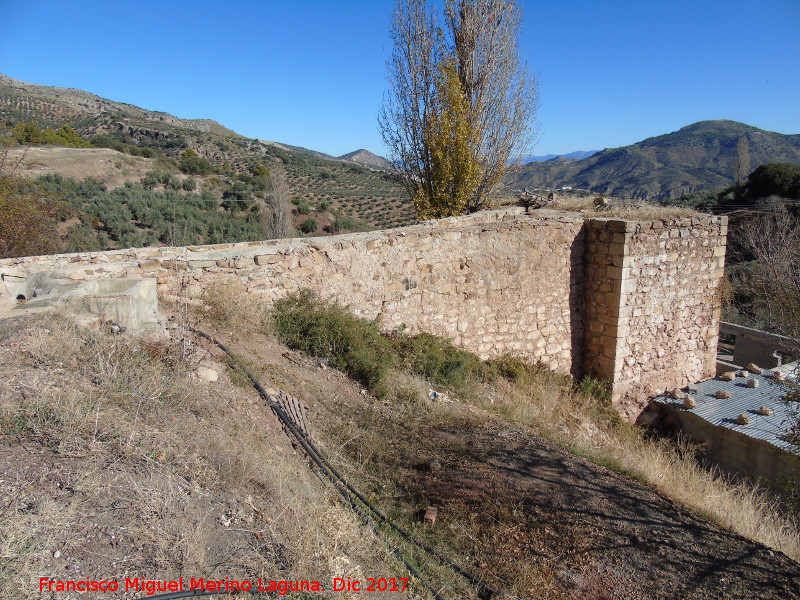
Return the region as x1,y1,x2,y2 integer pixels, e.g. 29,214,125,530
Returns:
587,214,727,233
0,207,725,270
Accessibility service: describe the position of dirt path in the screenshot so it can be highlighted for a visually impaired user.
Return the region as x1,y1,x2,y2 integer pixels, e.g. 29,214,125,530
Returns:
470,425,798,599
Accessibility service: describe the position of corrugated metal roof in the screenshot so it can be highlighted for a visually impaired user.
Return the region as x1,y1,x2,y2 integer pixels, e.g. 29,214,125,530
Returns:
654,367,799,455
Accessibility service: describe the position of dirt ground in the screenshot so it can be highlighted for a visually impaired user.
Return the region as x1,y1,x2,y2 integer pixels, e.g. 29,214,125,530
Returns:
2,311,799,600
4,146,155,187
230,329,800,600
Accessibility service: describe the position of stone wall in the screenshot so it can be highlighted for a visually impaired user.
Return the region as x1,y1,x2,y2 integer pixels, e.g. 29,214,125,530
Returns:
0,208,728,416
585,216,727,416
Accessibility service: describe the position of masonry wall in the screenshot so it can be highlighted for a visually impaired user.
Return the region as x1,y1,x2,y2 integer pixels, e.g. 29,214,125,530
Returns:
584,216,727,417
0,208,728,415
1,209,586,376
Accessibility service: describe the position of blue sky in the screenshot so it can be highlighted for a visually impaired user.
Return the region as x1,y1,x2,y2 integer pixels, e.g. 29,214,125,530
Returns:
1,0,798,157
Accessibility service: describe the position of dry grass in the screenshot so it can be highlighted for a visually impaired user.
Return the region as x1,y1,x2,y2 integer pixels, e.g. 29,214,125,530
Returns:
476,369,800,562
493,193,704,220
149,291,800,597
550,194,703,219
4,146,155,189
194,279,271,337
0,312,403,599
220,289,800,567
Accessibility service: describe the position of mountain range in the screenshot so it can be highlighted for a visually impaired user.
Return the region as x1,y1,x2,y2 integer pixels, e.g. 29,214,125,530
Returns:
3,73,800,203
0,73,415,232
509,120,800,199
523,150,599,163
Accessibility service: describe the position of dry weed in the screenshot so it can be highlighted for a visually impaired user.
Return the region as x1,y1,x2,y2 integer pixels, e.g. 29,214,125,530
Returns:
492,193,703,220
0,312,411,599
196,280,270,337
582,204,702,220
550,194,703,219
482,371,800,561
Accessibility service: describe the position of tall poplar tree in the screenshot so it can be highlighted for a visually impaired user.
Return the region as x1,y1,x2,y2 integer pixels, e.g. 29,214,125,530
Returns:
379,0,538,219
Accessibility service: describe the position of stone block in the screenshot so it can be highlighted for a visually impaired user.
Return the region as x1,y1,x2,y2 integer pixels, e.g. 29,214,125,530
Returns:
139,259,161,272
188,260,215,269
254,254,282,265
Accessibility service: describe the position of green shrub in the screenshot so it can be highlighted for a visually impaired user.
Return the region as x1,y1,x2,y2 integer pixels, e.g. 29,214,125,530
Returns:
141,171,160,190
394,331,481,393
13,122,91,148
331,214,366,232
178,149,213,175
299,218,317,234
273,291,482,397
272,290,394,397
576,375,611,402
484,354,531,382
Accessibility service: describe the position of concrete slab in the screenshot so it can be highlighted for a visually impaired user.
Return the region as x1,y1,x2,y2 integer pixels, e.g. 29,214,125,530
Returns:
1,272,163,333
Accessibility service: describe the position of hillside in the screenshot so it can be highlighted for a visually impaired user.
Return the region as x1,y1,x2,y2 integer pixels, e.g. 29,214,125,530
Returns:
508,121,800,200
0,74,414,236
2,293,798,599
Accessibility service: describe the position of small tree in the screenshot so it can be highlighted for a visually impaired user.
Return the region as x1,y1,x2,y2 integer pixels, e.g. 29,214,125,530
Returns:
380,0,538,218
0,174,63,258
299,218,317,234
746,163,800,201
733,135,751,185
12,122,43,145
415,58,480,219
179,148,213,175
736,207,800,358
261,168,294,239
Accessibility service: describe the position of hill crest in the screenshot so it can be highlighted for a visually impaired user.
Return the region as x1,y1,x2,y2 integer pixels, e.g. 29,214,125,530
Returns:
508,120,800,199
338,149,392,170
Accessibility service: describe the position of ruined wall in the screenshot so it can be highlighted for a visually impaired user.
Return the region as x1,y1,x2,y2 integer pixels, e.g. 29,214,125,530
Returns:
0,208,728,415
584,216,727,417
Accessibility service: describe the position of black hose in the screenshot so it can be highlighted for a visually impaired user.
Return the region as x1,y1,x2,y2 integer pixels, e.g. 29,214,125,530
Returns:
186,326,495,600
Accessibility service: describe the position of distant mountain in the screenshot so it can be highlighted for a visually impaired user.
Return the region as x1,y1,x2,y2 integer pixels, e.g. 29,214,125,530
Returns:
507,121,800,200
0,73,391,172
524,150,599,163
338,149,392,170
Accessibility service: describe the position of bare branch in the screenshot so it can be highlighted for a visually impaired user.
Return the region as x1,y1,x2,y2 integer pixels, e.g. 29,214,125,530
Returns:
380,0,539,217
736,207,800,357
